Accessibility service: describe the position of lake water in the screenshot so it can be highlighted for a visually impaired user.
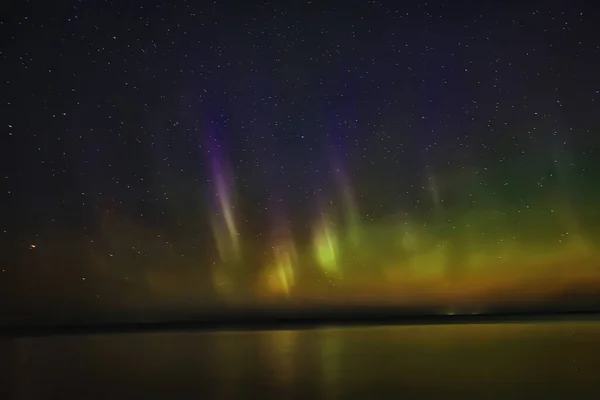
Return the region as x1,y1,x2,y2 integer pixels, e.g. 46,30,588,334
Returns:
2,321,600,399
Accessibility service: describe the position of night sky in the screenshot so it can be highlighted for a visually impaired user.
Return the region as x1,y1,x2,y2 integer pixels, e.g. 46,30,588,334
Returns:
2,0,600,322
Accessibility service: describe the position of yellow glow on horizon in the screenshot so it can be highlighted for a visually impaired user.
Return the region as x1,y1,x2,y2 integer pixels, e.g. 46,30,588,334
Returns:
204,197,600,308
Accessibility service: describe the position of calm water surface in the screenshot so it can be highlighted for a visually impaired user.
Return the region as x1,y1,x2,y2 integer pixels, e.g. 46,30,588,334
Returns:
2,321,600,399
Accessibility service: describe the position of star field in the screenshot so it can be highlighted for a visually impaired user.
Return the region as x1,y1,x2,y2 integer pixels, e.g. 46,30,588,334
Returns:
1,0,600,320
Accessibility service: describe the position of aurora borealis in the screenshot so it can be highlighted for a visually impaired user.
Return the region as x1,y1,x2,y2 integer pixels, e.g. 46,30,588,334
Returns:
2,0,600,323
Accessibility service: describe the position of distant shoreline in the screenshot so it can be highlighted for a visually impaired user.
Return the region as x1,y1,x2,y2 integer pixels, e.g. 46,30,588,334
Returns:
2,309,600,338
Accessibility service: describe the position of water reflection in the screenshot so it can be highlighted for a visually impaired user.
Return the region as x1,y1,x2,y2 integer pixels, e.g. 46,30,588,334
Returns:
320,330,342,398
258,330,297,389
2,322,600,398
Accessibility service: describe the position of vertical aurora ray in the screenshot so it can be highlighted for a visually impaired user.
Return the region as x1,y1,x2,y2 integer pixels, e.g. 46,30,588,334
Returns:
312,211,341,277
266,244,296,296
205,131,240,263
335,166,361,245
330,138,361,245
260,205,297,297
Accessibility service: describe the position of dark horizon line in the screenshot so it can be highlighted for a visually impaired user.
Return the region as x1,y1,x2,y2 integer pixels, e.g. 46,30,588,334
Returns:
2,308,600,338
